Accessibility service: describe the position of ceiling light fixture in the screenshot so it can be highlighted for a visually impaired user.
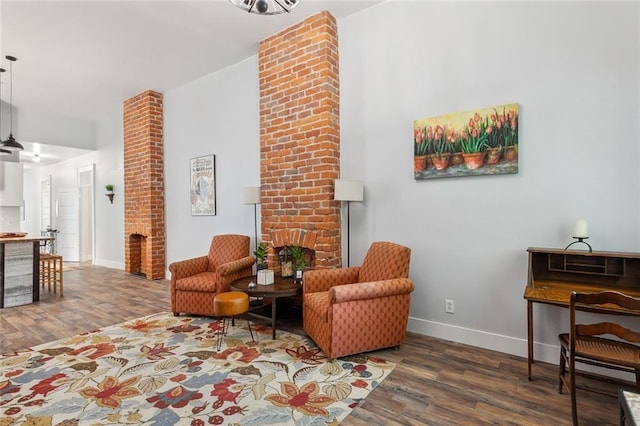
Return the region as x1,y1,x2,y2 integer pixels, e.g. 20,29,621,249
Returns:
228,0,300,15
0,67,10,155
32,154,41,163
0,56,24,152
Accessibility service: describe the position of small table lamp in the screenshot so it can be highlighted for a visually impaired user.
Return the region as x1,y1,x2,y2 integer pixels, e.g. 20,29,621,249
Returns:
243,187,261,252
334,179,364,267
564,219,592,253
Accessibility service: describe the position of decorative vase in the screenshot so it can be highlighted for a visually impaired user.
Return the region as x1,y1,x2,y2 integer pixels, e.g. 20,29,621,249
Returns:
430,153,450,171
414,155,427,173
462,152,487,170
486,147,503,164
450,152,464,166
503,145,518,161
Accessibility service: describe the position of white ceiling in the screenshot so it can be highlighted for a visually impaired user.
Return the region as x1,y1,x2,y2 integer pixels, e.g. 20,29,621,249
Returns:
0,0,382,166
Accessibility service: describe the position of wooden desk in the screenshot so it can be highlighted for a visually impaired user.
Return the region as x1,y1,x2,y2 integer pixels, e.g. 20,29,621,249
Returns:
523,247,640,380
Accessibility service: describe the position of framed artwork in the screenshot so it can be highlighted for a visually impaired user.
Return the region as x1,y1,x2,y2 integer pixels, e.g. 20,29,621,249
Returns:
190,154,216,216
414,103,519,180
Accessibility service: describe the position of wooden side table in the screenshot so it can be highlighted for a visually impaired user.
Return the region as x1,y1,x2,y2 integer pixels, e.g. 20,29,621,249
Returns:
231,275,300,339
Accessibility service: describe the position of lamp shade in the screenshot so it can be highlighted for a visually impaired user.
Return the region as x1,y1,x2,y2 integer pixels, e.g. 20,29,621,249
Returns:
243,186,261,204
334,179,364,202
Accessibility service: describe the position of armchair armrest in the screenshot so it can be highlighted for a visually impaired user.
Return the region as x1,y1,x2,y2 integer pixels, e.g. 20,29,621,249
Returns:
329,278,414,304
169,256,209,280
303,267,361,293
217,256,255,293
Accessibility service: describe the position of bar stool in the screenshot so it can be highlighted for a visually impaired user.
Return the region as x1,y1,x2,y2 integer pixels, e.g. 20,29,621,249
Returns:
39,253,64,296
213,291,253,350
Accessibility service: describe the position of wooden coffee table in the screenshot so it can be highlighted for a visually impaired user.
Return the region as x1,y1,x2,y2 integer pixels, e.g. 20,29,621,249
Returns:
230,275,301,339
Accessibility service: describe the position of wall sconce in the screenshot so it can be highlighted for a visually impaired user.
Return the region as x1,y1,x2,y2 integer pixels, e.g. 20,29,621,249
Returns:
334,179,364,267
105,184,115,204
565,219,592,252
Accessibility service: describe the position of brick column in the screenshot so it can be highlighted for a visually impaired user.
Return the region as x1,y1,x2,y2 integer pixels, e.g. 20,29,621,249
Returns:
123,90,165,280
259,11,342,269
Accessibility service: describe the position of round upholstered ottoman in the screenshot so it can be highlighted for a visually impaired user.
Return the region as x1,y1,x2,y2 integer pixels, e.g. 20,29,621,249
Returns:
213,291,254,350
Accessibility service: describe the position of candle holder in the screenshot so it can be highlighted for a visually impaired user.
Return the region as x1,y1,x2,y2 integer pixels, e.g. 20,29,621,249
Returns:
564,237,592,253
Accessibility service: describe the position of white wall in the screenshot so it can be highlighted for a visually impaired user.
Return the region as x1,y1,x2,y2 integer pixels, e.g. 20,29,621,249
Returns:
93,106,125,269
164,56,261,268
338,2,640,362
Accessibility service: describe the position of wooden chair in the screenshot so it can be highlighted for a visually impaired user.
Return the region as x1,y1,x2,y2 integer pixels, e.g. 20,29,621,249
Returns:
558,291,640,425
39,253,64,296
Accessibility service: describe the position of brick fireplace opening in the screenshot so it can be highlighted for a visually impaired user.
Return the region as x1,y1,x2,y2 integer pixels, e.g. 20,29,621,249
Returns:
123,90,165,280
258,11,343,271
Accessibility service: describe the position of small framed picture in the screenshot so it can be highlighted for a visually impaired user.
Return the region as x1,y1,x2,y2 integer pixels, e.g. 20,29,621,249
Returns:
190,155,216,216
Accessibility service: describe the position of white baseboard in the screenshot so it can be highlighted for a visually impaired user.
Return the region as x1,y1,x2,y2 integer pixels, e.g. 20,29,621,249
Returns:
407,316,634,381
93,259,125,270
407,316,559,365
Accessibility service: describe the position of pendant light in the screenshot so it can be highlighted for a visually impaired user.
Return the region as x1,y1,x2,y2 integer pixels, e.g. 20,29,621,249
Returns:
0,56,24,152
0,67,10,155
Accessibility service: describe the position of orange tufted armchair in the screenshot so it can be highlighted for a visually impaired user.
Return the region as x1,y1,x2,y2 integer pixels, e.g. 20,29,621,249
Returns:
303,241,414,359
169,234,254,316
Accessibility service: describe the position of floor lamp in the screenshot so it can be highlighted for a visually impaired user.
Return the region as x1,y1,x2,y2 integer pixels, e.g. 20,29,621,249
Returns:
243,186,261,252
334,179,364,267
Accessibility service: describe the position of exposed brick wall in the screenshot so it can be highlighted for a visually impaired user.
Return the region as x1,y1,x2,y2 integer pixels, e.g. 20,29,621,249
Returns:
259,11,342,270
123,90,165,280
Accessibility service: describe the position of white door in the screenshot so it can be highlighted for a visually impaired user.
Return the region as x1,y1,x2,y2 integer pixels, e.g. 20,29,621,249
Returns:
78,165,95,263
57,188,80,261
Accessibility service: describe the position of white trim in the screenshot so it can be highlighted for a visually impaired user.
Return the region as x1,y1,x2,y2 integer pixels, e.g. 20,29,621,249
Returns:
407,316,634,380
407,316,558,364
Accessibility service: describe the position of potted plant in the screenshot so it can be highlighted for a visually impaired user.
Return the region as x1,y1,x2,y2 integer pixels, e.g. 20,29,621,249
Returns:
289,245,307,284
254,242,268,270
460,112,489,169
414,125,428,173
105,184,115,203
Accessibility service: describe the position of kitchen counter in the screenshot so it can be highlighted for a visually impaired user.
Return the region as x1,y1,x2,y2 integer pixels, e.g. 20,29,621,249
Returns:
0,235,53,243
0,236,54,308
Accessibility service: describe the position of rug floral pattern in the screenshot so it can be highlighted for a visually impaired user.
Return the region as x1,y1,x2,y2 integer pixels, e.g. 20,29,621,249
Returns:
0,313,394,425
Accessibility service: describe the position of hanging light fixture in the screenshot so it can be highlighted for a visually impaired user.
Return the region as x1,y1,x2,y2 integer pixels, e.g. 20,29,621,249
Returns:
228,0,300,15
0,56,24,152
0,67,10,155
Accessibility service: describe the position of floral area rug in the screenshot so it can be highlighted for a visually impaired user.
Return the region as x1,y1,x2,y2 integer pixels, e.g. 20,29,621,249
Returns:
0,312,394,425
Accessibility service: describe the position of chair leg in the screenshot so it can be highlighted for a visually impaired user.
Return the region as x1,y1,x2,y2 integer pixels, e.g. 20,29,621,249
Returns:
559,347,566,394
570,362,578,426
247,320,254,342
216,318,228,351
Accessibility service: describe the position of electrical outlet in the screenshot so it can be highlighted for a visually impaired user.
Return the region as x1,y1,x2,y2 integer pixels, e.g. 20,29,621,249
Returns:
445,299,454,314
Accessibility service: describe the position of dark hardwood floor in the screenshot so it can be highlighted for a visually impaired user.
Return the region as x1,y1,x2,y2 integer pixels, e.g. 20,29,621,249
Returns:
0,263,621,425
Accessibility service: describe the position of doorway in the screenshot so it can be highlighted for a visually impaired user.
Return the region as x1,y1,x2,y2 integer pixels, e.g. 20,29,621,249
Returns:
55,164,94,263
77,165,95,263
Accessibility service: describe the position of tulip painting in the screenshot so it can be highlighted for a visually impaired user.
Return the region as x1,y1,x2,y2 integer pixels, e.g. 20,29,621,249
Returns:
413,103,518,180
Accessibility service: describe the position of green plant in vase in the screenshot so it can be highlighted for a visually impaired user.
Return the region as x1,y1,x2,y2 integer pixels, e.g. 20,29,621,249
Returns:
460,112,489,154
429,125,450,158
253,242,268,270
414,126,428,156
105,184,114,193
289,245,307,283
